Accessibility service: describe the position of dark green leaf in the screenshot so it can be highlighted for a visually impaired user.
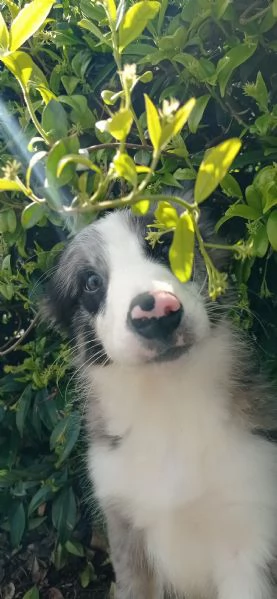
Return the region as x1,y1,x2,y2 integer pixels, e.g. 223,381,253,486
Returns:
52,487,77,543
42,100,68,142
9,501,25,547
266,210,277,251
16,384,32,437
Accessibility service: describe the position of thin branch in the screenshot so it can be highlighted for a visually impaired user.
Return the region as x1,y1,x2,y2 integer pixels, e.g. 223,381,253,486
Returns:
0,313,39,357
84,141,172,156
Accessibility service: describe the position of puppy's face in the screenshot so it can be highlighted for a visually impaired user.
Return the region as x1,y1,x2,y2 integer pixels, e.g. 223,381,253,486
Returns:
45,210,213,366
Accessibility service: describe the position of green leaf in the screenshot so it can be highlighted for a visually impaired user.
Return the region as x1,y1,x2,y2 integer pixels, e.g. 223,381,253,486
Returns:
220,173,243,199
65,539,85,557
78,18,112,47
104,0,117,21
266,210,277,251
160,98,196,148
119,1,160,53
108,108,133,141
195,138,242,204
23,587,39,599
28,485,53,516
46,136,80,189
0,178,22,191
61,75,80,95
174,168,196,181
21,203,45,229
273,0,277,17
139,70,153,83
80,563,96,588
57,154,101,178
244,71,268,113
169,213,195,283
252,224,269,258
188,95,210,134
50,412,81,467
217,42,257,97
42,100,68,142
215,204,261,231
0,13,9,51
144,94,161,152
52,487,77,543
113,153,137,186
9,501,25,547
245,185,263,212
16,384,32,437
155,201,178,228
9,0,55,52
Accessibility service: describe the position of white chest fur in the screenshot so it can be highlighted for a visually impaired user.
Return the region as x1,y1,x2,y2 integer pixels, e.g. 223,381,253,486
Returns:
87,337,277,596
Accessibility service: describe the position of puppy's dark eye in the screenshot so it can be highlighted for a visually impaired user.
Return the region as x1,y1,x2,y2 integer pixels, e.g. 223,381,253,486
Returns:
85,272,102,293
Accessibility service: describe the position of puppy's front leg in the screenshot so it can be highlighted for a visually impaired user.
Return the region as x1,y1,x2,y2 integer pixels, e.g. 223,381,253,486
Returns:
105,506,163,599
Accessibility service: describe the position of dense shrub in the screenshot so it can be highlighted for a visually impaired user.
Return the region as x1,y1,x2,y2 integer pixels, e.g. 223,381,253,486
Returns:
1,0,277,595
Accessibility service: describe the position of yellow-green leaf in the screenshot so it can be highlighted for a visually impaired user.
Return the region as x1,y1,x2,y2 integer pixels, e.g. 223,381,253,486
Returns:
195,138,242,204
160,98,195,148
10,0,55,53
57,154,101,178
266,210,277,251
0,13,9,52
103,0,117,21
113,153,137,187
107,108,133,141
119,1,160,53
0,178,22,191
144,94,161,153
4,0,20,19
1,51,47,88
131,200,150,215
155,201,178,228
169,213,195,283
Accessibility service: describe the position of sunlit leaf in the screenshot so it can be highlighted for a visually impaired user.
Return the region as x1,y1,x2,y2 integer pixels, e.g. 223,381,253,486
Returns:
1,50,47,89
0,178,22,191
26,151,47,189
131,200,150,215
119,1,160,53
266,210,277,251
144,93,161,153
169,213,194,282
0,13,9,52
195,138,242,204
107,108,133,141
155,201,178,228
113,153,137,186
10,0,55,53
78,18,112,47
57,154,101,177
160,98,195,147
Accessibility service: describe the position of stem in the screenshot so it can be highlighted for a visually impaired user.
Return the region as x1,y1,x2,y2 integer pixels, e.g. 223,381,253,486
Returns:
23,90,49,145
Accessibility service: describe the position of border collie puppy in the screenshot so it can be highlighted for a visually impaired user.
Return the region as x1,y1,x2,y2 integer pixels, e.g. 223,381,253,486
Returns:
45,204,277,599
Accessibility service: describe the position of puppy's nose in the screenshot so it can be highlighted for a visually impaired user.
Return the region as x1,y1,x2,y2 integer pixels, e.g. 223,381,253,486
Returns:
128,291,183,340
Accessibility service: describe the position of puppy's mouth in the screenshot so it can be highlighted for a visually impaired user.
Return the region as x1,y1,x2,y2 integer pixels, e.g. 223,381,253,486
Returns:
149,343,192,363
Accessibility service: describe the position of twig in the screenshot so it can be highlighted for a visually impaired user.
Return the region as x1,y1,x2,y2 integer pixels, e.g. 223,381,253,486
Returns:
0,313,39,357
84,141,172,156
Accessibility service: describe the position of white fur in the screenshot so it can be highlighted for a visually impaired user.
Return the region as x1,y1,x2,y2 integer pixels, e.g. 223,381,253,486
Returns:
84,212,277,598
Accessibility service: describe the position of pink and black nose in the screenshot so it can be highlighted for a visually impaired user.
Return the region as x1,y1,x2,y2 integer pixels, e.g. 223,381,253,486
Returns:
127,291,183,340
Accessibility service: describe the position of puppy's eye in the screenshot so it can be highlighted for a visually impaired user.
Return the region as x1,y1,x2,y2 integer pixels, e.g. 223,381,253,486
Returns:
85,272,102,293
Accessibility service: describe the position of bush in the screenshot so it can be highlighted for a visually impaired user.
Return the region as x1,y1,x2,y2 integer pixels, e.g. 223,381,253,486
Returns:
1,0,277,595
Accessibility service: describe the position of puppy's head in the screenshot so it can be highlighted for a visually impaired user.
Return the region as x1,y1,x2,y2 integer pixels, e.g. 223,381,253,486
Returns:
44,208,226,367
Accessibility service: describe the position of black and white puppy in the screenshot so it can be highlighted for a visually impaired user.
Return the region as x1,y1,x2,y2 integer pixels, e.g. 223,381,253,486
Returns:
45,202,277,599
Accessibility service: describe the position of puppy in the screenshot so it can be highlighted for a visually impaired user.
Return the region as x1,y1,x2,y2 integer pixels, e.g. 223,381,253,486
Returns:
45,204,277,599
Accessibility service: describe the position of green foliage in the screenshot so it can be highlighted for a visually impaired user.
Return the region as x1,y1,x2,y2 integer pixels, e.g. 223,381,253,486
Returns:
1,0,277,592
